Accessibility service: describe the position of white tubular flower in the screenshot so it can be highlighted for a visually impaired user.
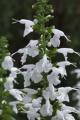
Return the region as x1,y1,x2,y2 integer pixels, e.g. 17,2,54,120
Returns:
40,99,53,117
27,109,40,120
48,28,70,48
61,103,79,115
21,65,35,87
24,103,40,120
27,40,39,58
2,56,13,70
57,48,80,61
51,110,76,120
49,35,60,47
22,88,38,104
47,67,61,86
57,61,75,77
17,40,39,64
31,68,43,83
51,110,65,120
9,89,23,101
56,87,76,102
12,19,34,37
32,97,42,108
36,54,52,73
9,67,19,79
64,114,75,120
52,29,70,41
4,77,14,90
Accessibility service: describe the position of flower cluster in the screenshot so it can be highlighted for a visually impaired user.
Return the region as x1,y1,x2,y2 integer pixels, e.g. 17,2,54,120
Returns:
1,0,80,120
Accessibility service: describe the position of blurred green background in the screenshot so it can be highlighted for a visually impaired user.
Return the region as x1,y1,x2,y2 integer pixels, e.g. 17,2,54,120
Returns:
0,0,80,119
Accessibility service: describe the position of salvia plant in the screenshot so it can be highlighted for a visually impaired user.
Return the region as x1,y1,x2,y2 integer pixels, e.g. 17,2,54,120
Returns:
1,0,80,120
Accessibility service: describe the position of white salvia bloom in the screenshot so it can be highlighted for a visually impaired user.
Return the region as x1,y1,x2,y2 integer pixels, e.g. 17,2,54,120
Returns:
21,64,35,87
27,109,40,120
57,61,75,67
9,101,19,113
51,110,65,120
47,67,61,86
48,28,70,47
11,40,39,64
72,69,80,79
9,89,23,101
31,68,43,83
40,99,53,117
48,83,57,100
27,40,39,57
22,88,38,95
36,54,52,73
51,110,75,120
49,35,60,47
22,71,31,87
61,103,79,114
64,114,75,120
56,87,76,102
57,61,75,77
24,103,40,120
4,77,14,90
57,48,80,61
17,40,39,64
32,97,42,108
43,88,51,100
22,88,38,104
9,67,19,79
12,19,34,37
21,64,42,84
2,56,13,70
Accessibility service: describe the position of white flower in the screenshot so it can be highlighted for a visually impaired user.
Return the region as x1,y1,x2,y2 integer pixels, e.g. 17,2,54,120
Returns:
40,99,53,117
47,67,61,86
17,40,39,64
24,103,40,120
64,114,75,120
4,77,14,90
43,86,56,102
57,61,75,77
56,87,76,102
57,48,80,61
9,67,19,79
48,29,70,47
9,89,23,101
61,103,79,114
36,54,52,73
49,35,60,47
51,110,75,120
32,97,42,108
12,19,34,37
2,56,13,70
31,68,43,83
27,109,40,120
